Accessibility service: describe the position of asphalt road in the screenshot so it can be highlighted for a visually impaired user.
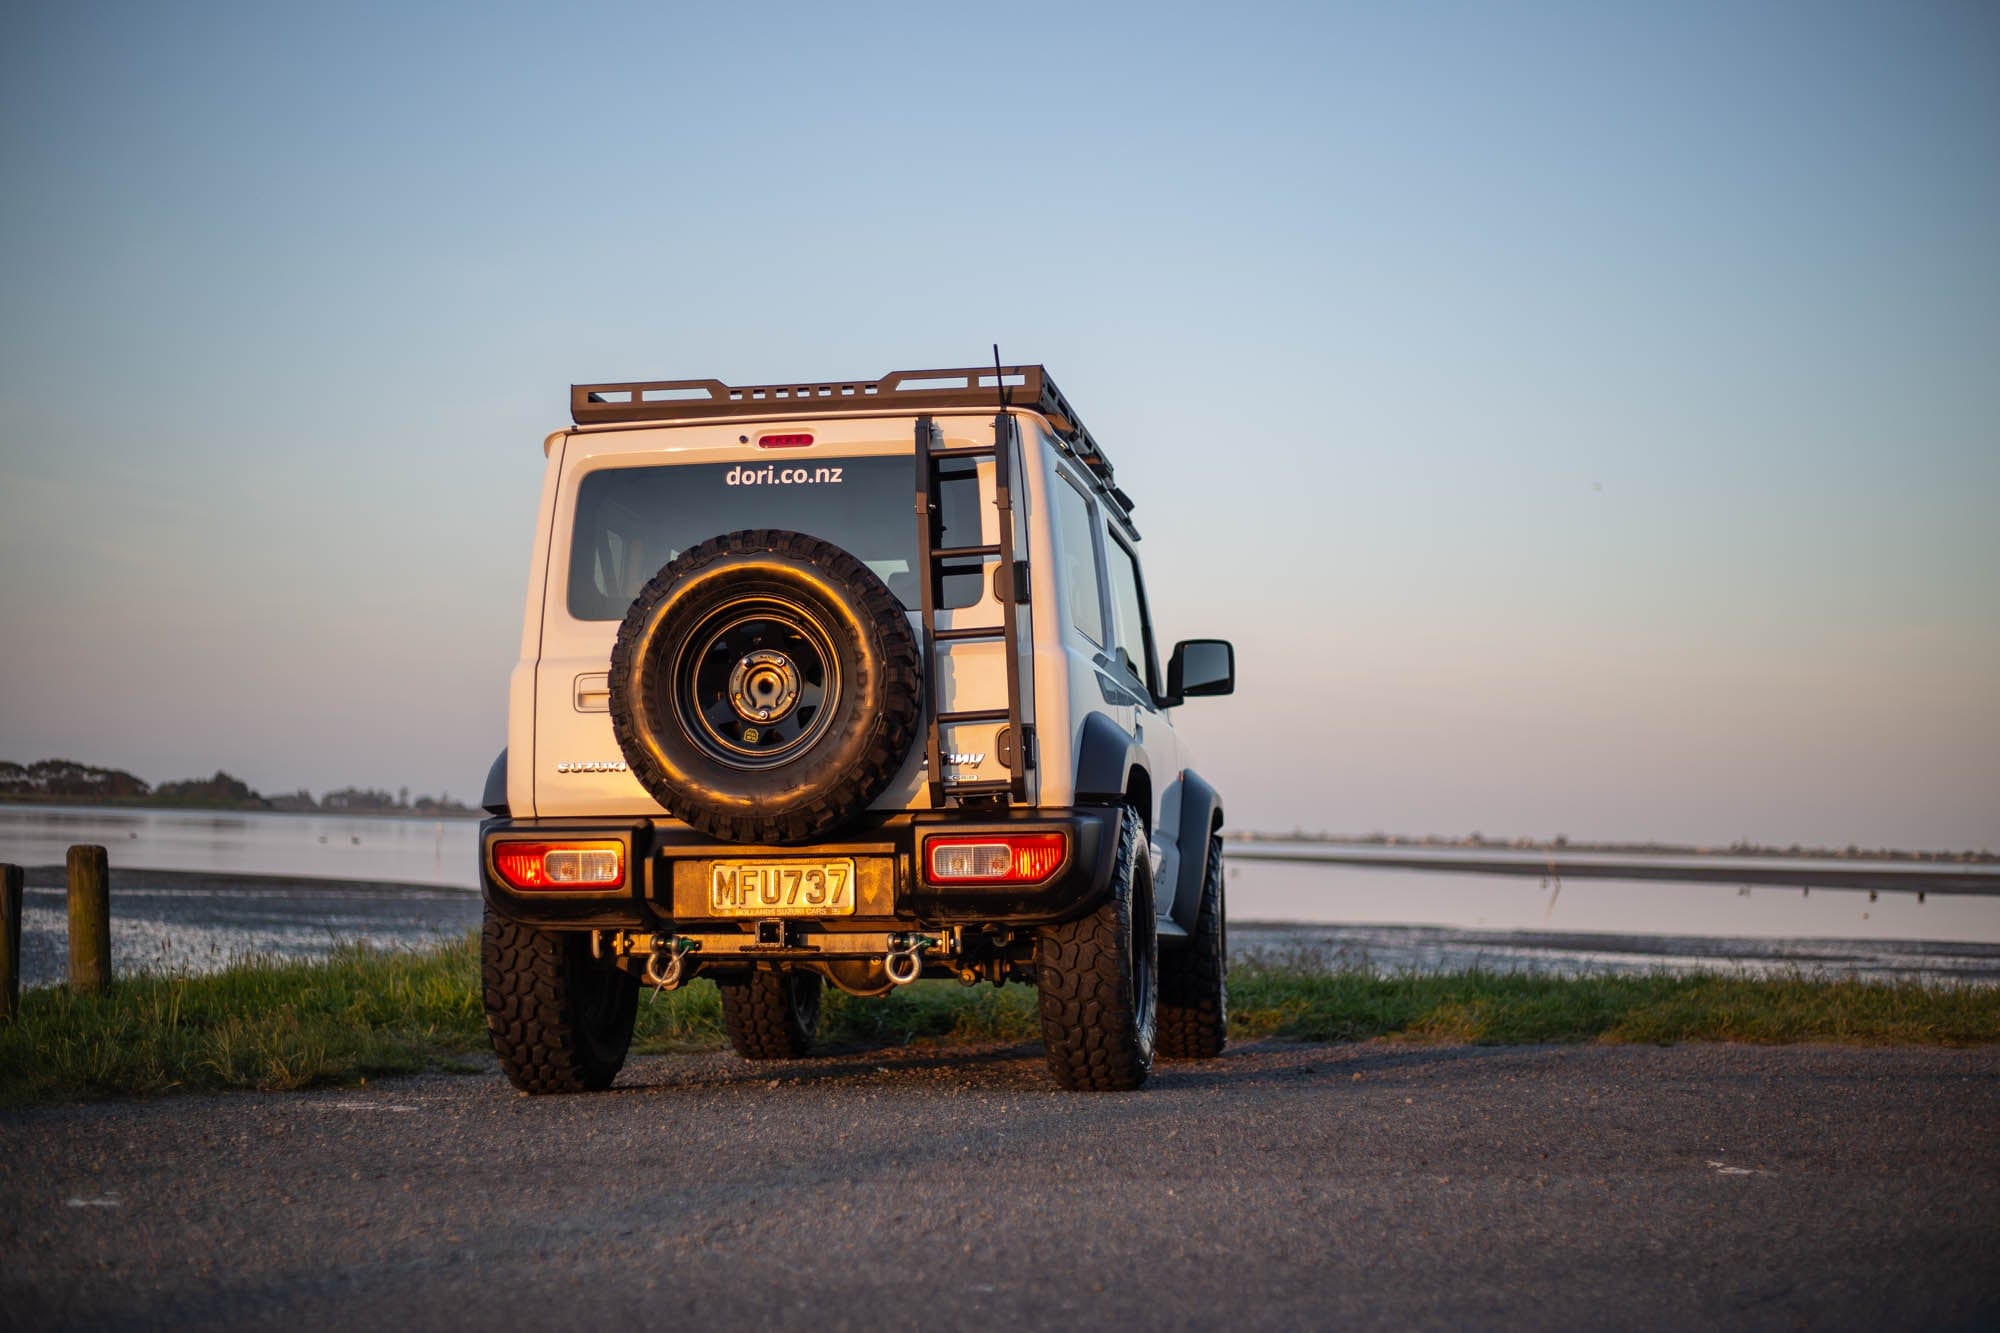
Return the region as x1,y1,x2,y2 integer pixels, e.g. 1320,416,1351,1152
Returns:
3,1041,1996,1330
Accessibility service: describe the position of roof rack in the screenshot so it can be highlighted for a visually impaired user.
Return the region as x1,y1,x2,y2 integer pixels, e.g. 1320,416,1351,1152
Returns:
571,364,1116,485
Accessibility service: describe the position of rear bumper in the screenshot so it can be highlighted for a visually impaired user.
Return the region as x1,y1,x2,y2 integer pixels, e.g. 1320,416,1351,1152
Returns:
478,807,1121,938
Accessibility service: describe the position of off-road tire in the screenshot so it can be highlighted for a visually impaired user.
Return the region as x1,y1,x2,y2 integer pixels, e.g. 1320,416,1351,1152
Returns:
481,911,638,1094
1034,806,1157,1091
1157,832,1227,1059
609,529,921,845
718,967,822,1060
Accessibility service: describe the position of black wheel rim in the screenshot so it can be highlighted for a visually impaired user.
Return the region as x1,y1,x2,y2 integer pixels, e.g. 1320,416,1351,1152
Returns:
663,596,842,770
1132,894,1155,1021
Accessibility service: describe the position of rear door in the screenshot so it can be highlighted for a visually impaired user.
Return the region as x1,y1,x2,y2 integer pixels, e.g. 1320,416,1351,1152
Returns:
530,415,1029,818
534,426,928,818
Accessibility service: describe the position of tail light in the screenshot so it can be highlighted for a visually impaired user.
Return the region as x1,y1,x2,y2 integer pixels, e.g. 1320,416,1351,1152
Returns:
492,841,625,892
757,432,814,448
925,833,1068,885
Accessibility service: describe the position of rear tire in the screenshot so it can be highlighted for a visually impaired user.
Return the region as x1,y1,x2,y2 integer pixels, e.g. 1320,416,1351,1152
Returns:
1157,832,1227,1059
482,911,638,1094
718,967,822,1060
1034,806,1157,1091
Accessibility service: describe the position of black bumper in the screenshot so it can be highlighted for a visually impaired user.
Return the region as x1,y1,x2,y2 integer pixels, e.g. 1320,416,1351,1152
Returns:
479,807,1122,935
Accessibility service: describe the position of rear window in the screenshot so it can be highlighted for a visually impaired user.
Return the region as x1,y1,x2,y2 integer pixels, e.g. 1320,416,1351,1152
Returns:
566,455,981,620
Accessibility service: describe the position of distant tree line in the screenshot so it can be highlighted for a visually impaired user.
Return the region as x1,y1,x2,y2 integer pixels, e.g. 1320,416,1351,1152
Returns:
0,759,474,817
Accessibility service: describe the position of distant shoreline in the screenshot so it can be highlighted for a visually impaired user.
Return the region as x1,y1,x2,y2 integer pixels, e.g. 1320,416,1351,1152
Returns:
0,794,482,820
0,759,478,819
1228,831,1998,866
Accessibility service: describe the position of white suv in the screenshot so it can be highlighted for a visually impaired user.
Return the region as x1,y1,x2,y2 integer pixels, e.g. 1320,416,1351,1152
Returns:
478,366,1235,1092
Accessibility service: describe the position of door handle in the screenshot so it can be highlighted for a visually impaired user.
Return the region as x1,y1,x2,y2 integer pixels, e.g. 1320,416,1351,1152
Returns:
573,673,610,712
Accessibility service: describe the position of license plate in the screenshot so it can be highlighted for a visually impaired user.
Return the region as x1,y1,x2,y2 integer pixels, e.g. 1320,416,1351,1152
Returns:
708,859,857,917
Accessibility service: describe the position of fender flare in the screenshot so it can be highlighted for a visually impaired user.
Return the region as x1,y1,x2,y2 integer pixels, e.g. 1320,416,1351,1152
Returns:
1073,712,1149,805
482,749,509,816
1169,768,1225,931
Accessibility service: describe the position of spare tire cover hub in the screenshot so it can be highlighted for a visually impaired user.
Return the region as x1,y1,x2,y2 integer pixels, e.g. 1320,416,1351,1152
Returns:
727,648,804,725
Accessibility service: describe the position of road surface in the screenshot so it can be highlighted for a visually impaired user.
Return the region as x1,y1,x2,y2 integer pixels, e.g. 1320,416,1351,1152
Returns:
4,1041,1996,1329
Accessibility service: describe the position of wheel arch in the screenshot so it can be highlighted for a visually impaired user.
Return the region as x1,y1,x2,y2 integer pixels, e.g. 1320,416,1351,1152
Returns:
1074,712,1150,808
482,749,509,816
1169,768,1225,931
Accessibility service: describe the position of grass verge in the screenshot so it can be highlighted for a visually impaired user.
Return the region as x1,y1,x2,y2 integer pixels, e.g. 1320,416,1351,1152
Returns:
2,940,1994,1106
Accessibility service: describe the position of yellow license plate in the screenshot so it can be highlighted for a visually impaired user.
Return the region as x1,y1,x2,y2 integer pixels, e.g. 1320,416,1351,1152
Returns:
708,859,857,917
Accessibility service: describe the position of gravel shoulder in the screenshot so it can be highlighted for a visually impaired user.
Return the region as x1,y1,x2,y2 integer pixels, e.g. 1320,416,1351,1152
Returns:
4,1041,1997,1330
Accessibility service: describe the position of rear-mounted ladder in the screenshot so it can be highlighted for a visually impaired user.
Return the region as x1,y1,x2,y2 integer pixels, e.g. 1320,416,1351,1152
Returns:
914,412,1031,806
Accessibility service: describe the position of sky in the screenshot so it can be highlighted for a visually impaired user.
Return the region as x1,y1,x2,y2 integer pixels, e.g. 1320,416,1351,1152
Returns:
1,1,1995,851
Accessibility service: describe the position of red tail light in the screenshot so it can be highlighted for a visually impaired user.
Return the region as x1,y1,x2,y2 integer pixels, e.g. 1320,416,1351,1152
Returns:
925,833,1068,885
757,432,814,449
492,841,625,892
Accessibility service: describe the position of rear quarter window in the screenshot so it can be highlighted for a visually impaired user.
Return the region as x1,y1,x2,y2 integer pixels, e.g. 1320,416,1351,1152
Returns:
1054,473,1105,645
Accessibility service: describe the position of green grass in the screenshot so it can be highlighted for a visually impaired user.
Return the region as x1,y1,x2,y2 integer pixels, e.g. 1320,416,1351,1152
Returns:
1225,960,2000,1046
1,938,1994,1106
0,939,489,1107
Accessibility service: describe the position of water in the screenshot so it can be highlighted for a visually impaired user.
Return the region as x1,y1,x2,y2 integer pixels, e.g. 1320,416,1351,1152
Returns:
10,870,478,989
0,806,481,987
1230,923,2000,986
0,804,477,887
1220,858,2000,986
1225,858,2000,945
3,805,1996,985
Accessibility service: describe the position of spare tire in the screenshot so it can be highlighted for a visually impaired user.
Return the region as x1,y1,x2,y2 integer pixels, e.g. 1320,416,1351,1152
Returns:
609,529,921,844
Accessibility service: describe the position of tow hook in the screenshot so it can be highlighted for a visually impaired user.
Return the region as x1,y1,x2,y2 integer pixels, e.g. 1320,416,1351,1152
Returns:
884,933,937,987
644,935,699,991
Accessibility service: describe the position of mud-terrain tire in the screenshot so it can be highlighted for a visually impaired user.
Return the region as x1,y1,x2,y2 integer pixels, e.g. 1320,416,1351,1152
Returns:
1157,832,1227,1059
718,968,822,1060
481,910,638,1094
609,529,921,844
1034,806,1157,1091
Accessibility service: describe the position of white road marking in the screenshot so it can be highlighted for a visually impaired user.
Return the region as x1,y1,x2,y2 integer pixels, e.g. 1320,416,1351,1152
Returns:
1706,1160,1764,1176
325,1101,417,1112
66,1195,120,1208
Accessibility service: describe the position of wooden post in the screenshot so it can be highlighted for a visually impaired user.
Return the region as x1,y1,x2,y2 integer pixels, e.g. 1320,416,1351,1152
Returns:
66,844,112,994
1,863,21,1022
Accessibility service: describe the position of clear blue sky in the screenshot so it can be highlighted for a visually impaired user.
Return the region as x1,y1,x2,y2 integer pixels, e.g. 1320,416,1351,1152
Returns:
2,1,1995,849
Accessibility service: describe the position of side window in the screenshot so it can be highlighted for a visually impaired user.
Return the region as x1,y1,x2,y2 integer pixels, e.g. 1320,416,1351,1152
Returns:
1105,535,1159,696
1053,473,1105,644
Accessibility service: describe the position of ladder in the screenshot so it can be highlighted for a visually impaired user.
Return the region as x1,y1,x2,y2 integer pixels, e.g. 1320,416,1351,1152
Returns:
914,412,1031,807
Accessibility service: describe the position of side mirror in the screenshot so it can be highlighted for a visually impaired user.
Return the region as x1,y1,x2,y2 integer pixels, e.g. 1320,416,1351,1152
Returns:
1167,639,1235,705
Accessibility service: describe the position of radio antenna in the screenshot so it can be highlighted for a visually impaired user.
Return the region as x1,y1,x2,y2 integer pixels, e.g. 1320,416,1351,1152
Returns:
992,343,1012,409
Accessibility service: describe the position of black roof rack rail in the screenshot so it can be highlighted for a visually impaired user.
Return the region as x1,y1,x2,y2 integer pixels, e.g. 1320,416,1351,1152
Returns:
571,364,1116,485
